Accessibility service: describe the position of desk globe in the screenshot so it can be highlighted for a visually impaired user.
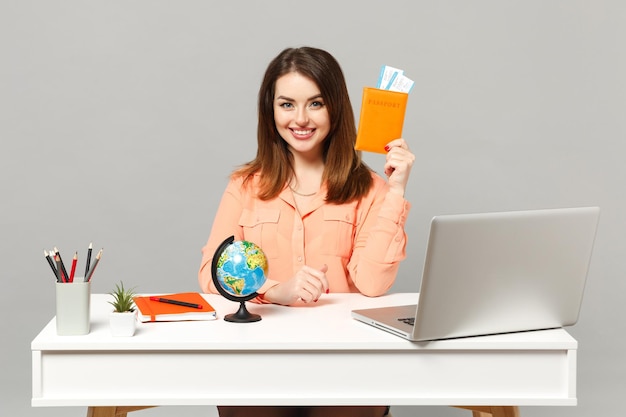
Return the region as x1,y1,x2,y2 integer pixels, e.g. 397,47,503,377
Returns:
211,236,268,322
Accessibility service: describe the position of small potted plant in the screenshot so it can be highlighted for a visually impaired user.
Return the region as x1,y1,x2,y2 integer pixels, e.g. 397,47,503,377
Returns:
108,281,137,337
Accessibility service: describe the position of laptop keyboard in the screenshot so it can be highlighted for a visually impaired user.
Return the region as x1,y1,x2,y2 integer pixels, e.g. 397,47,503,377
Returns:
398,317,415,326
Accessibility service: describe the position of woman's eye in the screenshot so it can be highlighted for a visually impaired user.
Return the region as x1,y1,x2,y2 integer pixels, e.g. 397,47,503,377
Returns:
279,102,294,109
310,101,325,108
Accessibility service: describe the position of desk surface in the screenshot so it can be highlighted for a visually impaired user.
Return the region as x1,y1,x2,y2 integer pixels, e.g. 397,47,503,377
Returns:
32,293,578,407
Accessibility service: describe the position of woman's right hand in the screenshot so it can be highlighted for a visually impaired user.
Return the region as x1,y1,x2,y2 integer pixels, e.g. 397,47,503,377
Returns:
263,264,329,305
384,138,415,197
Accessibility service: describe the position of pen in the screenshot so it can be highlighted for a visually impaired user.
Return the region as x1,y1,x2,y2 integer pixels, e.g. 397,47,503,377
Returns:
84,248,102,282
44,250,60,282
149,297,203,309
84,242,92,278
69,252,78,283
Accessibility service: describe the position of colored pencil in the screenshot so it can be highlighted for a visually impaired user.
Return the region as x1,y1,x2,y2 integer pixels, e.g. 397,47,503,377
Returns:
44,250,60,282
69,252,78,283
54,247,69,283
85,248,102,282
84,242,93,278
54,253,64,283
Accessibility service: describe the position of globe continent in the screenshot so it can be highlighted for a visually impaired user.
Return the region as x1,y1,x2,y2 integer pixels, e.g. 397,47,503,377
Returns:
216,240,268,297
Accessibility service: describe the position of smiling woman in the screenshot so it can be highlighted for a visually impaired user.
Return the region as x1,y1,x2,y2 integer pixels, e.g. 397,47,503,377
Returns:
274,72,330,197
198,46,414,417
273,72,331,157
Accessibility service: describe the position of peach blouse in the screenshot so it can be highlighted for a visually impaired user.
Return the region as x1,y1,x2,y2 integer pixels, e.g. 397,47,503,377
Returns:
198,171,410,299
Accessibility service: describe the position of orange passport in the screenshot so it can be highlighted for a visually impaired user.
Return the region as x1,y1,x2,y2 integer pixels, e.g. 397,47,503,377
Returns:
133,292,216,322
355,87,409,154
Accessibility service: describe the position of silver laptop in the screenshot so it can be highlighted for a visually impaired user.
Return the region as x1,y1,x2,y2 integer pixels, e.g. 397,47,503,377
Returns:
352,207,600,341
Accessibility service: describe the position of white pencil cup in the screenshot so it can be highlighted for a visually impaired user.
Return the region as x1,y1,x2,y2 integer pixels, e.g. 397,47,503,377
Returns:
55,280,91,335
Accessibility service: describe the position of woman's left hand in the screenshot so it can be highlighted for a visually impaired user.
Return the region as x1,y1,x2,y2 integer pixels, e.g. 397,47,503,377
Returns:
384,138,415,196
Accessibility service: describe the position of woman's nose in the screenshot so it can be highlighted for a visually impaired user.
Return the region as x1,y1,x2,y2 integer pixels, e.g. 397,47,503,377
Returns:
295,108,309,125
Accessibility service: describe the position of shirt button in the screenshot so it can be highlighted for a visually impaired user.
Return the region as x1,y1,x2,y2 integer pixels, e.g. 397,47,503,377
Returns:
297,256,303,262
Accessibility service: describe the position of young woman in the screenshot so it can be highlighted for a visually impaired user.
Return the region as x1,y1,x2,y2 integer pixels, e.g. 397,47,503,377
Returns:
199,47,414,417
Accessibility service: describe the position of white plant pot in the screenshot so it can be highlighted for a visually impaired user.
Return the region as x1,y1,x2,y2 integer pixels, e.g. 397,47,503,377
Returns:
109,310,137,337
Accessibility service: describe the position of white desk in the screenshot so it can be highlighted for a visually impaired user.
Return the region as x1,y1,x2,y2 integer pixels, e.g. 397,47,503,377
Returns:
32,293,577,417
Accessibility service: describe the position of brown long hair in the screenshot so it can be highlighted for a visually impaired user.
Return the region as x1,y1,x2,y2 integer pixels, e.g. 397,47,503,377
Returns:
234,46,373,204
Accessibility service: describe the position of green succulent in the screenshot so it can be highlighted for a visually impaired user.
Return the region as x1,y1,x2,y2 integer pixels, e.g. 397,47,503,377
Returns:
108,281,136,313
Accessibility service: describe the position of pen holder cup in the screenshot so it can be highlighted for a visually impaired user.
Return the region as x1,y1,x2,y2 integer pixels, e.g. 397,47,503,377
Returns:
55,281,91,335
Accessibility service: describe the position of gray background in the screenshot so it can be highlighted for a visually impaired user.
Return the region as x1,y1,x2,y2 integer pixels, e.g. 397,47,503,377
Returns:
1,1,624,416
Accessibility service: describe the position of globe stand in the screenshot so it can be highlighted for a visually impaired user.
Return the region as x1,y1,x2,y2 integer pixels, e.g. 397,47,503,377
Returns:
211,235,264,323
224,301,261,323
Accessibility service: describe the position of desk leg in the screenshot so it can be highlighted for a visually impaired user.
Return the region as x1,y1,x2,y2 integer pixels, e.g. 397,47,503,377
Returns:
455,406,520,417
86,406,155,417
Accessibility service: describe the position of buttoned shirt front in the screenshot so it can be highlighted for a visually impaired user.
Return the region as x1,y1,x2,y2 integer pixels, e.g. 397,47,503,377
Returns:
199,171,410,299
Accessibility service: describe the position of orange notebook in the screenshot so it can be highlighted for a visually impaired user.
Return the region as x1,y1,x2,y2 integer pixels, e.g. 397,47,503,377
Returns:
133,292,217,322
355,87,409,154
